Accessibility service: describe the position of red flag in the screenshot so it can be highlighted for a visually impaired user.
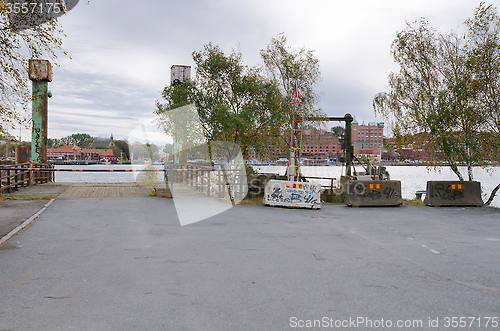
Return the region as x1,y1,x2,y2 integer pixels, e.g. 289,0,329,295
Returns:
293,81,303,103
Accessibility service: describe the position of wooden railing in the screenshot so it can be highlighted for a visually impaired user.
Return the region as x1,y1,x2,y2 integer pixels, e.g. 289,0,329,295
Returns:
165,163,342,202
165,163,247,199
31,163,54,185
0,162,54,194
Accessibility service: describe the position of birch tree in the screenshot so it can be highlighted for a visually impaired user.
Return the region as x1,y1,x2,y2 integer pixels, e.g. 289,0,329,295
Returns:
0,1,68,134
374,3,500,205
156,43,287,159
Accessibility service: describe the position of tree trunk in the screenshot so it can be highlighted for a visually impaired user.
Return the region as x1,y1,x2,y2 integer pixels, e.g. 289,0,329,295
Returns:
467,164,473,181
485,183,500,206
450,164,464,181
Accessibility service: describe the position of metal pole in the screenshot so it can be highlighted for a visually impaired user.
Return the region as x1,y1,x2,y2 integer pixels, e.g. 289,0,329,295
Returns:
288,81,303,181
344,113,353,177
5,132,10,158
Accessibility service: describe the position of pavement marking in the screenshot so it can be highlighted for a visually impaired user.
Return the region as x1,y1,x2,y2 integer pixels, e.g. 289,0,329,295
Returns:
0,198,55,247
455,280,500,297
485,238,500,242
422,244,440,254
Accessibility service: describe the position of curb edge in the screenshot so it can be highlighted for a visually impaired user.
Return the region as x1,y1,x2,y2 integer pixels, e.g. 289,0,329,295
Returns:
0,198,56,247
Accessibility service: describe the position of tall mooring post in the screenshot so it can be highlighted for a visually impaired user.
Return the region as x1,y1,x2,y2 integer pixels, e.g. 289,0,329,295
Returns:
29,59,52,164
171,65,191,164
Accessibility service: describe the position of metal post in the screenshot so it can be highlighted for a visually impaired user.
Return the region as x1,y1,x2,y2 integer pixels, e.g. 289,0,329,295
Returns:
5,132,10,158
29,60,52,164
288,81,304,181
344,113,353,177
218,168,222,198
206,170,210,196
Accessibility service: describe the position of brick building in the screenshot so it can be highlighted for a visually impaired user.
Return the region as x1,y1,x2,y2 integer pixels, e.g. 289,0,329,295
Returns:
351,119,384,150
301,129,342,160
247,119,385,163
48,145,116,162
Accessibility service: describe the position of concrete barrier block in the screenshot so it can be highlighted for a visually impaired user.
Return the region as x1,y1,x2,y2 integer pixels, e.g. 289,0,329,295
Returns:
264,180,321,209
424,181,483,207
345,180,403,207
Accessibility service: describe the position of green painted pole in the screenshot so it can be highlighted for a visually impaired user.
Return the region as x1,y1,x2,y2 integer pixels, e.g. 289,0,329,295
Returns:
29,60,52,164
31,80,48,163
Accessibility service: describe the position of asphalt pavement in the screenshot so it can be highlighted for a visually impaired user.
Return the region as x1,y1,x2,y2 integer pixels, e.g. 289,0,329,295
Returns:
0,190,499,330
0,183,69,242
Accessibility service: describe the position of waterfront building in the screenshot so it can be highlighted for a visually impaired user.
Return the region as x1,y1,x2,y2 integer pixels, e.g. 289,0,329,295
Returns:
47,145,116,163
241,120,386,163
90,135,116,149
351,118,384,150
302,129,342,161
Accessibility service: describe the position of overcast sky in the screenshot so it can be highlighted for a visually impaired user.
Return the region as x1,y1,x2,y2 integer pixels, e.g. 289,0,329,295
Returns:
18,0,494,145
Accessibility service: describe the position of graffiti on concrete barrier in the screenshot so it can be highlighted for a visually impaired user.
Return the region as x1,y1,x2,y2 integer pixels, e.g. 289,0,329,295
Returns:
265,182,320,205
431,183,464,200
349,184,400,200
271,187,283,199
303,194,318,204
382,187,400,199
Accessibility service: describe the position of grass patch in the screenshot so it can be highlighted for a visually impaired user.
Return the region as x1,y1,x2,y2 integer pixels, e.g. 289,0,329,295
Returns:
404,198,424,205
322,192,345,204
0,194,55,201
239,196,264,205
150,191,172,198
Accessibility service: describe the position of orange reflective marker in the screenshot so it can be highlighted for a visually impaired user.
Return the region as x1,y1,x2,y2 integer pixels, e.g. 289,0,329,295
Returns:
286,183,303,189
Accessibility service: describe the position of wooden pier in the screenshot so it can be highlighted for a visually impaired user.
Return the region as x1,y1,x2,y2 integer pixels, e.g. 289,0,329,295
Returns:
57,183,151,198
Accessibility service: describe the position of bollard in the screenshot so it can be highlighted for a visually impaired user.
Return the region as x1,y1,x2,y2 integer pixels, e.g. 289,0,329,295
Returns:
345,180,403,207
424,181,483,207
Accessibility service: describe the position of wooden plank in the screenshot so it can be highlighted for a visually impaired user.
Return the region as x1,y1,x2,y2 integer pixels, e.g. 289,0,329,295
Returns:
57,183,152,198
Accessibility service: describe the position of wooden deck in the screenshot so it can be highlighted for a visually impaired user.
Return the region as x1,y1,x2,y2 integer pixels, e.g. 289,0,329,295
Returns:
58,183,151,198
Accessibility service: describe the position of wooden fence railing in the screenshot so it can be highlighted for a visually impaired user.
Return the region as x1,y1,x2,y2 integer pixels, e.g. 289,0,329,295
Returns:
166,163,247,199
165,164,341,201
0,162,54,194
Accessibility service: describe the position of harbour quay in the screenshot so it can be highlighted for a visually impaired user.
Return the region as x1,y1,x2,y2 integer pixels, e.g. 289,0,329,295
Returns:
0,188,499,330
